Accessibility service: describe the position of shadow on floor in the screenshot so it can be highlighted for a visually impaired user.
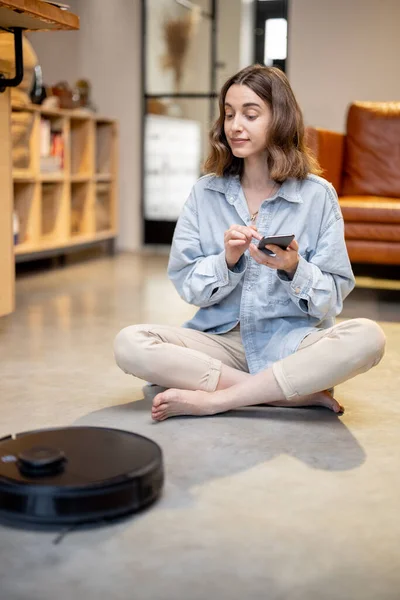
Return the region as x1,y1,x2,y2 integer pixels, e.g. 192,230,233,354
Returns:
74,392,366,499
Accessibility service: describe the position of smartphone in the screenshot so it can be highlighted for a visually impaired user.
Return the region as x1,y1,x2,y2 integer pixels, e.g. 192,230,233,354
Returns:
258,234,295,256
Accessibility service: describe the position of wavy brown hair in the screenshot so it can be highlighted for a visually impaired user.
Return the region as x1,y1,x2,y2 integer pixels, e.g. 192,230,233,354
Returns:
203,64,321,181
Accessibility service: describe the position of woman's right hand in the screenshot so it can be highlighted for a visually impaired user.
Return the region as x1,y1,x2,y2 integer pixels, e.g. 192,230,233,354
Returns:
224,224,262,269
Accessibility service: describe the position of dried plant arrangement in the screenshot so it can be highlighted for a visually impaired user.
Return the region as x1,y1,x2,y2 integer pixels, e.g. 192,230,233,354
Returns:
161,5,201,93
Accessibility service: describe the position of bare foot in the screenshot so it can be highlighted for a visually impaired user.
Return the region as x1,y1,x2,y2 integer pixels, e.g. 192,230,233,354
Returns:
152,388,219,422
151,388,343,421
269,390,344,414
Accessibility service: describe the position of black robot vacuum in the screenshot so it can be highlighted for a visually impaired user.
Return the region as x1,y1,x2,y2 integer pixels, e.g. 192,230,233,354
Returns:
0,427,164,526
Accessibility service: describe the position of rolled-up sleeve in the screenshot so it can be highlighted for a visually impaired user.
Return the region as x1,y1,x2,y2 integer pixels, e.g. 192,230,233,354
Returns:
277,214,355,320
168,191,247,308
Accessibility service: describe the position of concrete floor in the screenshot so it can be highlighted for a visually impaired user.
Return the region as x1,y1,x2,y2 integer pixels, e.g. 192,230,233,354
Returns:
1,253,400,600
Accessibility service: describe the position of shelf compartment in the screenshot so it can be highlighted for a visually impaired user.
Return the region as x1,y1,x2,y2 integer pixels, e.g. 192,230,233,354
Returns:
13,183,39,246
70,118,93,176
71,182,93,236
95,121,115,175
40,115,66,176
11,110,36,172
95,182,113,232
41,183,67,241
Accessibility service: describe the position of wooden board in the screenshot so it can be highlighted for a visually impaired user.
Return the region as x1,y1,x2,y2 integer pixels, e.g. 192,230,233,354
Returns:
0,89,14,316
0,0,79,31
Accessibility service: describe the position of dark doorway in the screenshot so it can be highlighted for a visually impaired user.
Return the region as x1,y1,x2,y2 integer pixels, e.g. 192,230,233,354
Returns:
254,0,289,72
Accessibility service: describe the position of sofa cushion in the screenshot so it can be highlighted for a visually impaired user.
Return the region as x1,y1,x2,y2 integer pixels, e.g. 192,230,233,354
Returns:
341,102,400,198
345,240,400,265
345,222,400,242
339,196,400,223
305,127,344,193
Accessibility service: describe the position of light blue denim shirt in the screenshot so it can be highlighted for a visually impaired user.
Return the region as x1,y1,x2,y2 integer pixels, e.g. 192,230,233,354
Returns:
167,173,355,374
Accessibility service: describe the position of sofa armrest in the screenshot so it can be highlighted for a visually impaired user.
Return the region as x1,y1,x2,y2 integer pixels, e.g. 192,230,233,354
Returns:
305,127,345,194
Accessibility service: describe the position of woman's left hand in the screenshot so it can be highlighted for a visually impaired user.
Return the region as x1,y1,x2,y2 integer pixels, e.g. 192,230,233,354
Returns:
249,239,300,279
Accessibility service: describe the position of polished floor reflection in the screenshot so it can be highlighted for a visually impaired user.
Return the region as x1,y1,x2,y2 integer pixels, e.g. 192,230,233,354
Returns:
1,253,400,600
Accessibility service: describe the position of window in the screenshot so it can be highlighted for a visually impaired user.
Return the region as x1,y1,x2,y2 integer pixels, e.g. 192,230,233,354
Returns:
264,18,287,66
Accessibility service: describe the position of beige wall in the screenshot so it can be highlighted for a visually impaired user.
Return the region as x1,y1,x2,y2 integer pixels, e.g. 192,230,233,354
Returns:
29,0,142,252
217,0,242,89
28,23,80,85
239,0,255,70
288,0,400,132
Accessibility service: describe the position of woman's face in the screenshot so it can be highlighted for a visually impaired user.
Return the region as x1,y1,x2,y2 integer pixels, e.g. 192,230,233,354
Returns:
223,84,272,159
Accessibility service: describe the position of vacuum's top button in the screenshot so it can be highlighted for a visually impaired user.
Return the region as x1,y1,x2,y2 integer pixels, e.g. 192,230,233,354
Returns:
18,446,65,468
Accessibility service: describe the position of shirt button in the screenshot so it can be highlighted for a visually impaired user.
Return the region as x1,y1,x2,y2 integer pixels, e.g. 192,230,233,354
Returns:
295,287,300,294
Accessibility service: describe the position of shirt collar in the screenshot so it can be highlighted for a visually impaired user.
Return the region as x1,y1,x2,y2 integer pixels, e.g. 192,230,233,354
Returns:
204,174,303,204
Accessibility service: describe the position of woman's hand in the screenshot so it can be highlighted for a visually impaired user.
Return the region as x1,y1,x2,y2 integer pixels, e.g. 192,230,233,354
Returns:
249,238,300,279
225,224,262,269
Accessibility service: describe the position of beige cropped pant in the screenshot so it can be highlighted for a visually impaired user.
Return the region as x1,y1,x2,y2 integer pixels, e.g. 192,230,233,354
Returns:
114,318,386,400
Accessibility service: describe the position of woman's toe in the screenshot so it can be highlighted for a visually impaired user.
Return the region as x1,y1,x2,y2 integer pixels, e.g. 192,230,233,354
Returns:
152,395,164,409
330,397,344,413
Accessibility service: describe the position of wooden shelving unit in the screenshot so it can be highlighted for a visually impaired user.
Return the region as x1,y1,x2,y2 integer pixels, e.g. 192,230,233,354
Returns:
11,104,118,261
0,0,79,316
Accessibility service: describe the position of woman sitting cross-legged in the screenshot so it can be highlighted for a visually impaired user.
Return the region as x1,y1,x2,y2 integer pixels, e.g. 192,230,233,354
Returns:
114,64,386,422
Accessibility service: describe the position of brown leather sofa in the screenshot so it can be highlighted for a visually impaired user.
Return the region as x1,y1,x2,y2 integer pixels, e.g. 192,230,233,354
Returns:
306,101,400,265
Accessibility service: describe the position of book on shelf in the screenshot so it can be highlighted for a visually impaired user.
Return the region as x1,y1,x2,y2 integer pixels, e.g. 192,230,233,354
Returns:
40,118,64,173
